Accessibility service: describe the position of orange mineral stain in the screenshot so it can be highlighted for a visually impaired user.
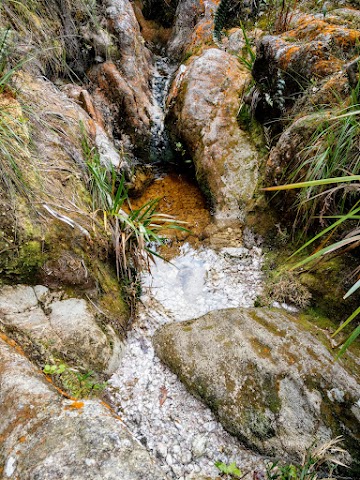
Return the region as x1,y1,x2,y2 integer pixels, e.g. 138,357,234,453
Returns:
65,401,85,410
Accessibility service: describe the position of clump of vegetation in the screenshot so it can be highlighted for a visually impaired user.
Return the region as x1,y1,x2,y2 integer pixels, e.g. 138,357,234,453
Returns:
82,128,187,313
216,437,348,479
215,460,242,478
213,0,233,43
237,22,256,71
284,96,360,232
0,28,31,196
43,362,107,399
0,0,100,79
261,270,312,309
263,73,360,355
265,437,348,480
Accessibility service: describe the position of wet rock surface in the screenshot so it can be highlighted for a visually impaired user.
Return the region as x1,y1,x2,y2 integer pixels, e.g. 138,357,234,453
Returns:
153,308,360,470
168,48,261,224
0,336,169,480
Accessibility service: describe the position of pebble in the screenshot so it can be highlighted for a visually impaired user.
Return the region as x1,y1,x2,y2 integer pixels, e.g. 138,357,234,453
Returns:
166,454,174,466
181,449,192,464
192,435,207,458
172,445,181,455
158,443,168,458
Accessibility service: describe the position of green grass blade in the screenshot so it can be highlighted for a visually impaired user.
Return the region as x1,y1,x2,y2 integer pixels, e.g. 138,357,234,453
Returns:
336,323,360,358
262,175,360,191
343,279,360,300
289,204,360,261
332,306,360,337
291,234,360,269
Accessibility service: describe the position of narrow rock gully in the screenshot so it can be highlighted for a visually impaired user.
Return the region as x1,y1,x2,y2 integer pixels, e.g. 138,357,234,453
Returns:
106,9,265,479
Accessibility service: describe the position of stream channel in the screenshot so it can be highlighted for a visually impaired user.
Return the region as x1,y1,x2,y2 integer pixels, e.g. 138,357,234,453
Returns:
108,51,265,479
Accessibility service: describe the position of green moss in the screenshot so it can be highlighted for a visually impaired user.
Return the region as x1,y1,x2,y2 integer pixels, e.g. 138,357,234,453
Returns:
237,103,267,153
0,238,47,283
245,408,275,439
250,337,273,360
93,260,129,333
182,326,192,332
247,309,288,338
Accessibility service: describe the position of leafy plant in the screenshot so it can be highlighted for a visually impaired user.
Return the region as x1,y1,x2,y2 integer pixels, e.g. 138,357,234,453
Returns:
43,362,107,398
43,363,67,375
215,460,242,478
282,90,360,232
237,22,256,71
213,0,233,43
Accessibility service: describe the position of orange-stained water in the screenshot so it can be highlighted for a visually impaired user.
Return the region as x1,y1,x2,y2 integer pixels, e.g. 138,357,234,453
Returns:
128,172,212,258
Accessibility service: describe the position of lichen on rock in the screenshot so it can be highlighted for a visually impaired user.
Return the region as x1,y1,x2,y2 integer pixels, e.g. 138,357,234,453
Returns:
153,307,360,473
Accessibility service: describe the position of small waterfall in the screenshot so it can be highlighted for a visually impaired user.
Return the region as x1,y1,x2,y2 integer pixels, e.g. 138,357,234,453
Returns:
149,56,177,164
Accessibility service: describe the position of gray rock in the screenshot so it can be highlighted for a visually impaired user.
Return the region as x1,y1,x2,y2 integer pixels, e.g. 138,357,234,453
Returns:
33,285,50,303
0,285,124,375
0,337,169,480
191,435,207,458
0,285,38,314
153,307,360,471
49,298,117,372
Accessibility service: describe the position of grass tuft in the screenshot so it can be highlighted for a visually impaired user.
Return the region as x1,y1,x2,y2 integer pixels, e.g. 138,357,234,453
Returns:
82,128,188,314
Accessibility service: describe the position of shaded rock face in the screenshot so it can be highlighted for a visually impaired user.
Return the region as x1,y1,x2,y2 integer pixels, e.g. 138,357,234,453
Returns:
0,336,169,480
153,308,360,471
167,48,260,224
142,0,179,27
167,0,219,60
88,0,154,159
0,285,124,375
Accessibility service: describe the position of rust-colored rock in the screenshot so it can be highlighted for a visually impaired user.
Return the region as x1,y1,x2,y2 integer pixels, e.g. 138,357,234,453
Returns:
168,48,261,224
167,0,220,59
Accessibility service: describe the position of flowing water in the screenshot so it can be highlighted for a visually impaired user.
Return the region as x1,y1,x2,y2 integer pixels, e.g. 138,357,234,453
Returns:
149,56,177,164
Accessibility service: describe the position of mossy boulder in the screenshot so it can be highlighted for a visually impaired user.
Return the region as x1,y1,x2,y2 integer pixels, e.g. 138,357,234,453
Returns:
153,308,360,473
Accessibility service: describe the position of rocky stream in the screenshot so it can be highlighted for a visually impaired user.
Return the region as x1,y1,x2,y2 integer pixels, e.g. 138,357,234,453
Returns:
0,0,360,478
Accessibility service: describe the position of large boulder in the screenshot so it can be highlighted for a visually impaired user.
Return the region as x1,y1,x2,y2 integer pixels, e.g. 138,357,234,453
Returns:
167,48,261,224
0,285,123,375
153,307,360,473
0,335,169,480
